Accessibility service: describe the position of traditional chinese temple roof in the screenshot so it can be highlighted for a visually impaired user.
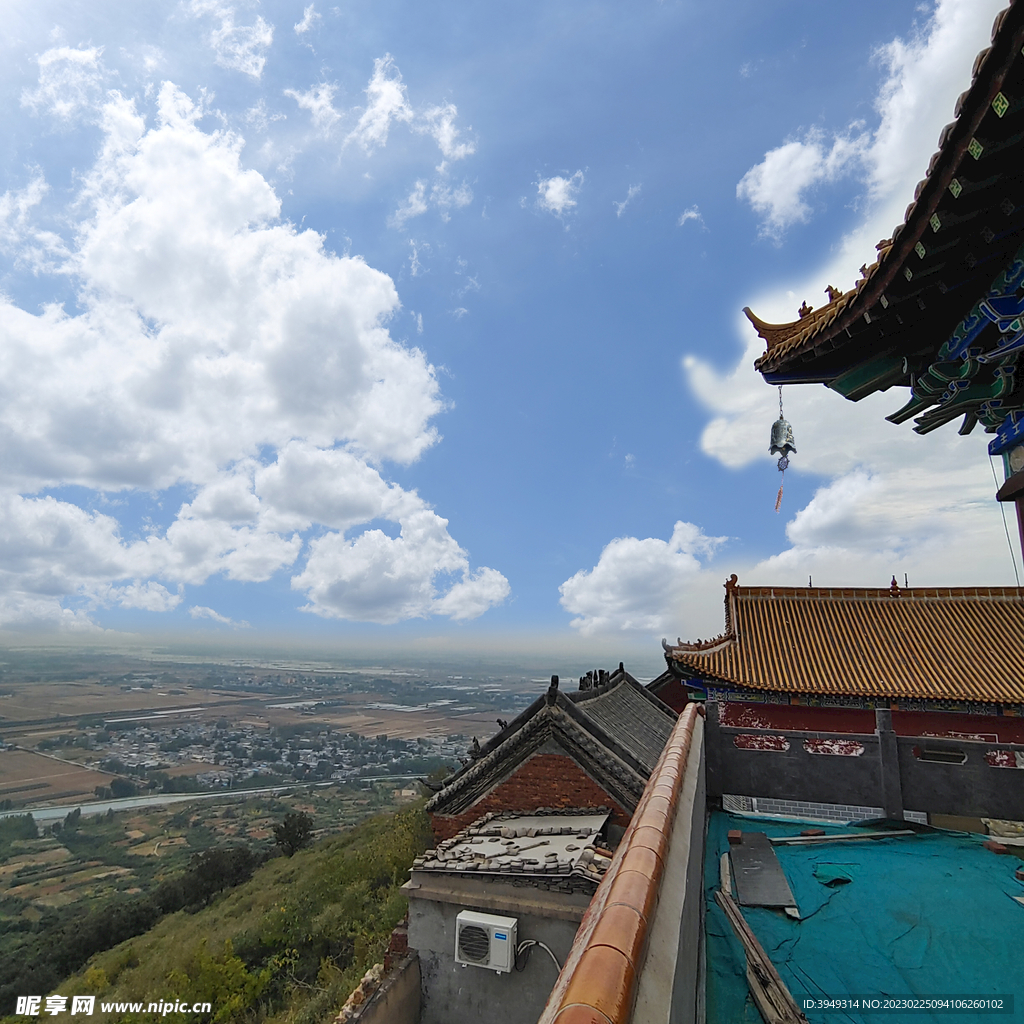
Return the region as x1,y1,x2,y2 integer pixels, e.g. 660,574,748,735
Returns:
425,670,677,817
748,2,1024,455
663,575,1024,703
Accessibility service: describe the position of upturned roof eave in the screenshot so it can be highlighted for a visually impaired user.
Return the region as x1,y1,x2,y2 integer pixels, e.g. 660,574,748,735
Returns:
751,4,1024,376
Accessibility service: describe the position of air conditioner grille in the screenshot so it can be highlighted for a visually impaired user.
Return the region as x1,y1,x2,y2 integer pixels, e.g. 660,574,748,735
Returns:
458,924,491,963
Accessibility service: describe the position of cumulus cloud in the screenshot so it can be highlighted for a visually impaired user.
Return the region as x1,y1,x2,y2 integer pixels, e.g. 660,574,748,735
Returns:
21,46,105,121
677,205,704,228
189,605,248,626
536,171,583,217
559,522,724,636
613,184,641,218
0,175,49,249
245,99,285,133
188,0,273,79
390,181,429,228
737,126,867,238
293,509,510,623
417,103,475,162
389,178,471,229
284,82,340,135
346,53,413,153
737,0,1002,238
294,4,321,34
0,78,507,628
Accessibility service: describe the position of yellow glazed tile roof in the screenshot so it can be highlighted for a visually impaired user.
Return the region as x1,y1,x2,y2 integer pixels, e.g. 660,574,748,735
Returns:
666,578,1024,703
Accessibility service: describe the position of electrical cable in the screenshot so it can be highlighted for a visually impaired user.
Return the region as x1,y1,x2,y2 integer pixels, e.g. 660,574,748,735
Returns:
514,939,562,972
989,454,1021,586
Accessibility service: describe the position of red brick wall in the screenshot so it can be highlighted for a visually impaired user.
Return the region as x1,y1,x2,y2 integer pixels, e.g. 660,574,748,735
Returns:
429,752,632,841
650,677,689,713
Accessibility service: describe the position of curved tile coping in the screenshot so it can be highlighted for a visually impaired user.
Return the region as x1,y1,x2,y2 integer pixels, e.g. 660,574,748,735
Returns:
538,702,704,1024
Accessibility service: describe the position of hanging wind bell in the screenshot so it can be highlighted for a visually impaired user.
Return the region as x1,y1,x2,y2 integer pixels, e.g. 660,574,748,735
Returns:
769,386,796,512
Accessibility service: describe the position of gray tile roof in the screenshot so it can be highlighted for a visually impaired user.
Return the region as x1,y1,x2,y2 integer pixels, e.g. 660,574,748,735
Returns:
426,669,677,818
573,680,674,774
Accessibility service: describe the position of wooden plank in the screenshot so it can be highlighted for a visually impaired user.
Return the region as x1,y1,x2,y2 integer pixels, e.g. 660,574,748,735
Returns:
714,889,809,1024
770,829,916,846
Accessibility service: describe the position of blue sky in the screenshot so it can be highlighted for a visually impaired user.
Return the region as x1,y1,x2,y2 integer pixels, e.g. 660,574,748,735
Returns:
0,0,1014,646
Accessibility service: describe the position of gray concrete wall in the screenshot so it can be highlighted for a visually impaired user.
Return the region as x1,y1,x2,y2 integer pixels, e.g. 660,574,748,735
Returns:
408,893,580,1024
633,716,706,1024
707,703,1024,821
351,954,420,1024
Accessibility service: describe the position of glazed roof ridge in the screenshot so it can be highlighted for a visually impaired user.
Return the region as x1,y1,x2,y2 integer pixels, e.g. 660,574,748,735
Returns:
748,1,1024,373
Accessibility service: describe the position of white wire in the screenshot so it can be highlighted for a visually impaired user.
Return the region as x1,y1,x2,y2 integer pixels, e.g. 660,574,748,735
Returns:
989,454,1021,586
516,939,562,971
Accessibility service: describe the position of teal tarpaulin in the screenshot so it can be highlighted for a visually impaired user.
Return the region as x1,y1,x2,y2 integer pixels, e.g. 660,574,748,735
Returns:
704,811,1024,1023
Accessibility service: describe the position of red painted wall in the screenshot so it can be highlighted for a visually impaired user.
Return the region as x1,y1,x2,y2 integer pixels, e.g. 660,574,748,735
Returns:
719,700,1024,742
429,752,631,842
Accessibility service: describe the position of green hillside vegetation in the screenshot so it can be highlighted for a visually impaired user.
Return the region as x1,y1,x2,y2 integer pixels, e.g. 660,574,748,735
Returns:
7,803,432,1024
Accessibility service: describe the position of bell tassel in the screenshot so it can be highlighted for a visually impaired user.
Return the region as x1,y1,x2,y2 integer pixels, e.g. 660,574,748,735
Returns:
775,477,784,513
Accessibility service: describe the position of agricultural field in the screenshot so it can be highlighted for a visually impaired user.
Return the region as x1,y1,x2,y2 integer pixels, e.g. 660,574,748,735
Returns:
0,749,113,808
0,783,402,919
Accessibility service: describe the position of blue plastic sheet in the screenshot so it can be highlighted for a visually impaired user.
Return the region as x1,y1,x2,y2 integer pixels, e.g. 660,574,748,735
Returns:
704,812,1024,1023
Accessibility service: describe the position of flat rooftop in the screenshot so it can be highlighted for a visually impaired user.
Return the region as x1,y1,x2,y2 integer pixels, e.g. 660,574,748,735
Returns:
706,810,1024,1022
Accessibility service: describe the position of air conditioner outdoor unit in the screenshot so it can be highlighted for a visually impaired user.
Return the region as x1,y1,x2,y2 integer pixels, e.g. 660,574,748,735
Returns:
454,910,518,973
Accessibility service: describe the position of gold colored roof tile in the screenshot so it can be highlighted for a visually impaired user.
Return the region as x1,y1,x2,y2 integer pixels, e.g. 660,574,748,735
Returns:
667,583,1024,703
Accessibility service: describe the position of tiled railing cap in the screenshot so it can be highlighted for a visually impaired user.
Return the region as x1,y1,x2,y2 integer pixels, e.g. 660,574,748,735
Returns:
538,703,703,1024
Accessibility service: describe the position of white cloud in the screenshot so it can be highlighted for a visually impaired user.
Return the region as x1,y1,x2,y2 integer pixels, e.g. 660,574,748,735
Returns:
389,178,470,228
737,0,1002,239
417,103,475,162
390,180,429,228
245,99,286,133
189,604,248,626
867,0,1003,202
21,46,105,121
736,126,868,238
431,180,473,222
0,81,507,628
678,205,704,228
559,521,725,636
0,175,49,248
115,582,184,612
293,509,509,623
282,57,474,230
613,184,641,218
345,53,413,153
284,82,340,135
188,0,274,79
408,240,428,277
536,171,583,216
294,4,321,34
